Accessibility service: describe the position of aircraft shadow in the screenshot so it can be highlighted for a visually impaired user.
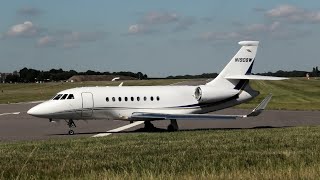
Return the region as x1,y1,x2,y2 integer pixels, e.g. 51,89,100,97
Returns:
124,125,292,133
51,126,292,136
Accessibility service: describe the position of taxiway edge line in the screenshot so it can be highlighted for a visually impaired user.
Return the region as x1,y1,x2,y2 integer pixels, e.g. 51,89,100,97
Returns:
92,121,144,137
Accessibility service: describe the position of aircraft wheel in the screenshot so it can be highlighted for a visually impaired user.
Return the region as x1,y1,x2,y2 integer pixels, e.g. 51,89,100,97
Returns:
68,130,75,135
167,124,176,132
144,121,154,130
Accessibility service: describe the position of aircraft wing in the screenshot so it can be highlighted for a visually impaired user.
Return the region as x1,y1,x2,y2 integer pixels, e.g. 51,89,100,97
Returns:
130,94,272,121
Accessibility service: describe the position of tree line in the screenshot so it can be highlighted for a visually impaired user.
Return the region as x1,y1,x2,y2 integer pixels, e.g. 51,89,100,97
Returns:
256,67,319,77
4,68,148,83
3,66,319,83
166,73,218,79
166,67,319,79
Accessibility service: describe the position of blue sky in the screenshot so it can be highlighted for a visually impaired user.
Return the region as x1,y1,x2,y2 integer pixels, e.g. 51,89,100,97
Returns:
0,1,319,77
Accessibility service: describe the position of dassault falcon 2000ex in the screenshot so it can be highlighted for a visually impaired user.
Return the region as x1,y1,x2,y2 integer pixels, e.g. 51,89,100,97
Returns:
28,41,287,135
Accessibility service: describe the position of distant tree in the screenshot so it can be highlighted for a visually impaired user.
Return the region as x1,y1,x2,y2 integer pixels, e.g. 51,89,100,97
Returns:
166,73,218,79
85,70,97,75
137,72,143,80
19,67,29,81
17,67,148,82
5,74,20,83
143,74,148,79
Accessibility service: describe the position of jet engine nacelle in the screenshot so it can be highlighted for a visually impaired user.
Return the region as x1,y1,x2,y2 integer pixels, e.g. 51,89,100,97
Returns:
194,86,239,103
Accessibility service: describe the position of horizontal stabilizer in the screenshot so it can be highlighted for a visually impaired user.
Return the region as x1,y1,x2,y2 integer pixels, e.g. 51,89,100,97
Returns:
225,75,288,81
130,94,273,121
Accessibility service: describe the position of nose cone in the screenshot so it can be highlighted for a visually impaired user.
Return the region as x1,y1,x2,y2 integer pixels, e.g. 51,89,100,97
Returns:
27,104,45,117
27,102,53,118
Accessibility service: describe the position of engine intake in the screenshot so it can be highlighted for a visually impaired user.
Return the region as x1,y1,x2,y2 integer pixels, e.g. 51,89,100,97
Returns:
194,86,239,103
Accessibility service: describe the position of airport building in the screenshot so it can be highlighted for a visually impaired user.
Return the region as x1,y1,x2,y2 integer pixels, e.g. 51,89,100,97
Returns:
0,71,20,83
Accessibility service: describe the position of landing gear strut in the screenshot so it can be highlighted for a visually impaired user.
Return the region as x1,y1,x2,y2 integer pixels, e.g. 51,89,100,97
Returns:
144,121,155,131
167,119,179,132
66,119,76,135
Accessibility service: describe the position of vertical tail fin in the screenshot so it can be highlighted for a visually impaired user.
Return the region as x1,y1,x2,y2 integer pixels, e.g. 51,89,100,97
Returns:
206,41,259,89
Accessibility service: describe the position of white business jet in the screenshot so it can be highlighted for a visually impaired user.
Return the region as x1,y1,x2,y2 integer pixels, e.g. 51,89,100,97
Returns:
27,41,287,135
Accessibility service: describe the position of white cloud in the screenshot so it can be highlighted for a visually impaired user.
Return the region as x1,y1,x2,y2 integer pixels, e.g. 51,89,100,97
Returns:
127,24,153,35
34,31,106,48
63,31,104,42
266,4,301,18
127,11,196,35
266,4,320,23
174,17,196,32
128,24,142,34
246,21,280,32
142,12,178,24
246,24,268,32
270,21,280,31
37,36,56,47
200,32,242,41
199,21,282,42
6,21,38,37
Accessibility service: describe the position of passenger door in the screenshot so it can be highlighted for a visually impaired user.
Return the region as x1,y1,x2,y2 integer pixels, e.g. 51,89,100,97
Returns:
81,92,94,117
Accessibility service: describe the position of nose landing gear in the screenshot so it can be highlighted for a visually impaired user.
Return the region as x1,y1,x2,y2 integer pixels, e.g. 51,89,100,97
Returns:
66,119,76,135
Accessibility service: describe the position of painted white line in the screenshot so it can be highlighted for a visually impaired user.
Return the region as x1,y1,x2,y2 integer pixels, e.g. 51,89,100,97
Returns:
92,121,144,137
0,112,20,116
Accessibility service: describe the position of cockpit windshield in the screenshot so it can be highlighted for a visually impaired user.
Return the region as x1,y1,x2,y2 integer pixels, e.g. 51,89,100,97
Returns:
67,94,74,99
53,94,63,100
60,94,68,100
52,94,74,100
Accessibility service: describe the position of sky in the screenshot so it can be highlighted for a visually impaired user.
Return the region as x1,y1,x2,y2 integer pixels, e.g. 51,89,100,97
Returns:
0,0,320,77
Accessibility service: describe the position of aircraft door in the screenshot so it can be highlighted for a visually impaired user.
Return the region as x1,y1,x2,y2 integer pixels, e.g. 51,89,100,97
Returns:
81,92,94,117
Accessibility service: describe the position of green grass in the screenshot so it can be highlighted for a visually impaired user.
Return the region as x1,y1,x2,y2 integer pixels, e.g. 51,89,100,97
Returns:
0,78,319,110
1,126,320,179
237,78,320,110
0,79,184,104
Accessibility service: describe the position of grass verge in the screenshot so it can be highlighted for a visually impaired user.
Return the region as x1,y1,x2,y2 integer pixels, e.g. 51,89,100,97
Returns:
1,126,320,179
238,78,320,110
0,79,184,104
0,78,319,110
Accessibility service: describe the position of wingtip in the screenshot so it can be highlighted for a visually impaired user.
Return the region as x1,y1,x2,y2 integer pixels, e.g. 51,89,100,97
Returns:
247,94,272,117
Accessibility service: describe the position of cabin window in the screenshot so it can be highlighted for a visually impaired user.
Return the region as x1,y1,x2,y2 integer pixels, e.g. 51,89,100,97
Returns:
53,94,63,100
112,97,115,102
144,96,147,101
125,97,128,101
106,97,109,102
67,94,74,99
150,96,154,101
60,94,68,100
118,97,122,102
131,97,134,101
137,97,140,101
156,96,160,101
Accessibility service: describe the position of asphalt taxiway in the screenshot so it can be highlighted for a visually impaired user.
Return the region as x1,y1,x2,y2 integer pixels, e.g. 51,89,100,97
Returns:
0,79,319,141
1,102,320,141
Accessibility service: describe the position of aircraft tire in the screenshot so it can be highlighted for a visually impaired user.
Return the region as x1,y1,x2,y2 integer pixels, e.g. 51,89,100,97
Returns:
167,124,176,132
68,130,74,135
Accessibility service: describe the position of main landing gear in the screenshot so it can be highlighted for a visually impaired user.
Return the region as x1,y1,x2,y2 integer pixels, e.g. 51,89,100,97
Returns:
66,119,76,135
144,121,155,131
167,119,179,132
143,119,179,132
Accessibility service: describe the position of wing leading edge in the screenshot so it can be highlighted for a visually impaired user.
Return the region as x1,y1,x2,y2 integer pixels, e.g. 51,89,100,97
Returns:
130,94,273,121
